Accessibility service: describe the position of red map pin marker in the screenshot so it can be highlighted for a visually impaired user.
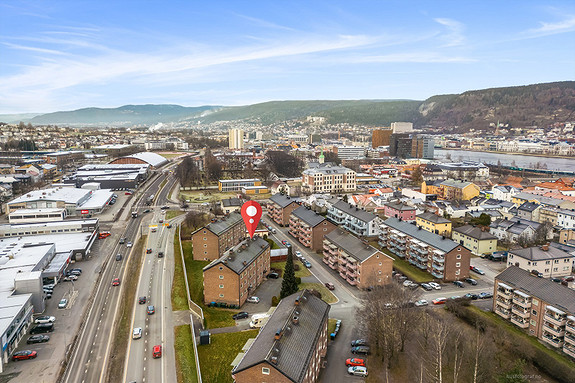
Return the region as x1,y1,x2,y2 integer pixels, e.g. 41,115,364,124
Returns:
241,201,262,238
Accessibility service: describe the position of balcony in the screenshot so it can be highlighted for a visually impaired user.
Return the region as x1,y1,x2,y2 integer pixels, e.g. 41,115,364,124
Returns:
543,324,566,337
347,277,357,286
511,306,530,318
563,345,575,359
432,263,444,271
512,297,532,309
338,265,347,274
496,298,512,309
564,333,575,345
566,322,575,334
431,270,444,279
510,316,529,329
495,307,511,319
346,269,357,278
432,256,444,263
347,262,358,271
541,334,564,348
497,290,512,300
544,313,567,327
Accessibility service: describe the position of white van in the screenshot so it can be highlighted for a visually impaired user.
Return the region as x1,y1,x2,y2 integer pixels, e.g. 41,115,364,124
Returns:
249,314,270,328
132,327,142,339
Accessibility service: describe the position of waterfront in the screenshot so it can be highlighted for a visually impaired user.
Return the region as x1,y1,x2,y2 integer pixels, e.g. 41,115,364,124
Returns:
435,149,575,173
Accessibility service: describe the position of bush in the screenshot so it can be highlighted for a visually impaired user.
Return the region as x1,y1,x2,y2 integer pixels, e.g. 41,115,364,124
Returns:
271,296,279,306
295,277,301,285
294,264,300,271
309,289,322,300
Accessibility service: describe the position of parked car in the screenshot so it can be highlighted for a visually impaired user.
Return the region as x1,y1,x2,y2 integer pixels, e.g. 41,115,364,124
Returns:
325,282,335,290
116,254,123,261
348,366,368,377
63,275,78,282
478,292,493,299
303,261,312,268
351,346,370,355
30,323,54,334
432,297,447,305
139,296,147,304
453,281,464,288
281,240,287,245
266,272,279,279
420,283,433,291
27,335,50,344
167,224,172,229
402,280,413,287
132,327,142,339
464,293,479,300
12,350,37,361
246,296,260,303
295,251,302,258
58,298,68,309
470,266,485,275
415,299,429,307
449,295,462,301
345,358,366,367
147,305,155,315
428,282,441,290
464,277,478,285
70,268,82,275
34,315,55,324
143,209,151,213
112,278,121,286
232,312,249,320
351,339,368,347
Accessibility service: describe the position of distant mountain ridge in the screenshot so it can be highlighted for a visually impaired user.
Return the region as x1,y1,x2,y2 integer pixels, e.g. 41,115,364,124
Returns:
4,81,574,129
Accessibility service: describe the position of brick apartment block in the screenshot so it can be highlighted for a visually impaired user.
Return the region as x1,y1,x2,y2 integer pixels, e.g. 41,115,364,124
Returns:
191,212,245,261
288,206,337,251
268,194,300,226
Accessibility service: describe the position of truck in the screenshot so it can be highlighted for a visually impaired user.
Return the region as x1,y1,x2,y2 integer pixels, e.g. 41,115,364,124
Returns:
131,211,138,218
249,313,271,329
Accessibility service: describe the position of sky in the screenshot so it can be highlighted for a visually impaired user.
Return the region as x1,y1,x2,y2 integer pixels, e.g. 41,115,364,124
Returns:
1,0,574,113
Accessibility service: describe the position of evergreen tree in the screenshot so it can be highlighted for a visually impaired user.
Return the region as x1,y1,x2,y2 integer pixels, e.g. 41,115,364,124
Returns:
280,252,299,299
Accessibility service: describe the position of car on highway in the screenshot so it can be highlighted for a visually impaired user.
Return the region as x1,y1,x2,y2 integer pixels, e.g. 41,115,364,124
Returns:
126,242,133,248
351,346,370,355
119,237,126,244
147,305,155,315
432,297,447,305
478,292,493,299
143,209,151,213
146,248,152,254
139,296,147,304
34,315,55,324
158,251,164,258
415,299,429,307
161,206,169,210
428,282,441,290
303,261,312,268
27,334,50,344
159,219,164,223
464,277,478,285
345,358,366,367
246,296,260,304
232,312,249,320
58,298,68,309
453,281,464,288
470,266,485,275
152,345,162,358
351,339,368,347
325,282,335,290
116,254,122,261
266,272,279,279
112,278,121,286
12,350,37,361
347,366,368,377
30,323,54,334
132,327,142,339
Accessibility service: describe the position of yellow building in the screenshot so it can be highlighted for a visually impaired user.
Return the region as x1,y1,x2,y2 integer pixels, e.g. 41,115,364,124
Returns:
440,180,480,201
416,212,452,236
218,178,262,192
452,225,497,256
421,180,443,195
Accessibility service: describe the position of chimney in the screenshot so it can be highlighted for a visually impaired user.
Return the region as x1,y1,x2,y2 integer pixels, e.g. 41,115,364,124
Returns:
292,316,299,324
294,298,300,306
542,243,549,251
275,329,283,340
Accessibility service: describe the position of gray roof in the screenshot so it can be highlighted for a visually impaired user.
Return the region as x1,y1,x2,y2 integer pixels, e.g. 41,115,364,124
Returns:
490,217,539,235
383,217,458,252
221,198,242,207
123,152,168,167
453,225,497,240
416,211,451,224
204,237,269,275
496,266,575,314
385,201,415,211
205,212,243,236
332,200,377,223
513,192,564,207
325,229,389,263
270,194,299,209
509,245,572,261
233,290,330,382
518,201,540,213
441,179,474,189
292,206,326,227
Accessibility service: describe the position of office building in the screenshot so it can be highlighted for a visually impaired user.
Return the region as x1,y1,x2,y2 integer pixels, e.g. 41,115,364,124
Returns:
372,128,393,148
229,129,245,149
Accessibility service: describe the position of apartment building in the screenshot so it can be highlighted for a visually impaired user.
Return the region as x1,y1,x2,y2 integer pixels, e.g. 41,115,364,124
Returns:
490,217,539,243
383,201,416,222
268,194,300,226
218,179,262,192
517,202,541,222
379,217,471,281
415,212,452,236
288,206,337,251
452,225,498,256
323,229,393,289
232,290,329,383
327,200,380,237
557,209,575,229
507,244,574,278
191,212,245,260
203,237,270,307
490,185,520,202
493,266,575,359
334,145,366,160
539,206,559,226
229,128,245,149
440,180,480,201
301,163,356,193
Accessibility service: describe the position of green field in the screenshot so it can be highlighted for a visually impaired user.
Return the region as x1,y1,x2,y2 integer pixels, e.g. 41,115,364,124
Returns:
271,261,311,278
299,283,338,304
197,330,259,383
380,248,433,283
328,318,338,335
166,210,185,220
174,325,199,383
171,228,188,311
180,190,236,203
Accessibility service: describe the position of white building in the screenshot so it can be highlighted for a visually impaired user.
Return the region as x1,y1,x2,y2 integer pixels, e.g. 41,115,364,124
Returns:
326,199,380,237
391,122,413,133
558,209,575,229
507,244,574,278
302,163,356,194
334,145,366,160
229,129,244,149
490,185,520,202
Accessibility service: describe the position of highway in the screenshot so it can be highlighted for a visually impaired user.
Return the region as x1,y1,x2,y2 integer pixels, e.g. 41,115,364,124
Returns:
60,170,176,383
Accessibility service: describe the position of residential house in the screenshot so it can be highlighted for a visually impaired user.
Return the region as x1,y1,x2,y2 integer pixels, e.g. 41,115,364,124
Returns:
203,237,270,307
452,225,498,256
559,228,575,245
327,199,380,237
420,179,444,195
539,206,559,226
383,201,416,222
191,212,245,261
220,198,243,214
415,212,452,236
557,209,575,229
232,290,330,383
270,181,290,196
517,202,541,222
440,180,480,201
490,185,520,202
302,162,356,194
268,194,300,226
493,266,575,358
379,217,471,281
289,206,337,251
323,229,393,289
490,217,540,244
507,244,573,278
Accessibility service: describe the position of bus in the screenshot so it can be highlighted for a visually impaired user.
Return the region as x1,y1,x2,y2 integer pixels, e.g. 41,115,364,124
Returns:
146,194,155,206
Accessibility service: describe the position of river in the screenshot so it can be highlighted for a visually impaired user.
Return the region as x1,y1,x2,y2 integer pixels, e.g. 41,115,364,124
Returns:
434,149,575,173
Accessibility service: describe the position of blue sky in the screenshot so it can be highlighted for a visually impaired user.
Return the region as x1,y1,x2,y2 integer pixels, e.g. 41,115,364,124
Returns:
1,0,574,113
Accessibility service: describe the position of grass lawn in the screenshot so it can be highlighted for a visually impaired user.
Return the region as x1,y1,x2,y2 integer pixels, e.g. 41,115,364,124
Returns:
299,283,338,304
197,330,259,383
265,238,280,249
171,228,188,311
160,152,186,159
180,190,237,203
166,210,185,220
182,240,236,329
271,261,311,278
380,248,433,283
174,325,199,383
327,318,338,335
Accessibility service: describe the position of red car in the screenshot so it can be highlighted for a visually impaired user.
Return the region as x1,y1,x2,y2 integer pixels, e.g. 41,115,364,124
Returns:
432,297,447,305
12,350,37,361
346,358,366,367
112,278,121,286
98,232,111,239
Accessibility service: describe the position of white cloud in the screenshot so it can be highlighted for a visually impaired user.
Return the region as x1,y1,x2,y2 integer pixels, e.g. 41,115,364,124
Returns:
523,15,575,38
349,52,475,64
434,18,465,47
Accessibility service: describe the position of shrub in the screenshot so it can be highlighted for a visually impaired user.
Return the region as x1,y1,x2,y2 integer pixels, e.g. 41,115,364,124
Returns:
294,264,300,271
295,277,301,285
271,296,279,306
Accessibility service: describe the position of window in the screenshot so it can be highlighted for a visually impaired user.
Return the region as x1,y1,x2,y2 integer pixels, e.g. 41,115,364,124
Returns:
219,294,224,298
532,309,537,316
456,254,461,259
262,367,270,375
219,266,223,270
456,262,461,267
219,275,224,279
379,262,382,266
203,244,207,248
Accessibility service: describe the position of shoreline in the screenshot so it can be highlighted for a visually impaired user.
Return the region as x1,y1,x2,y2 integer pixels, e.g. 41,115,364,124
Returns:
437,148,575,160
